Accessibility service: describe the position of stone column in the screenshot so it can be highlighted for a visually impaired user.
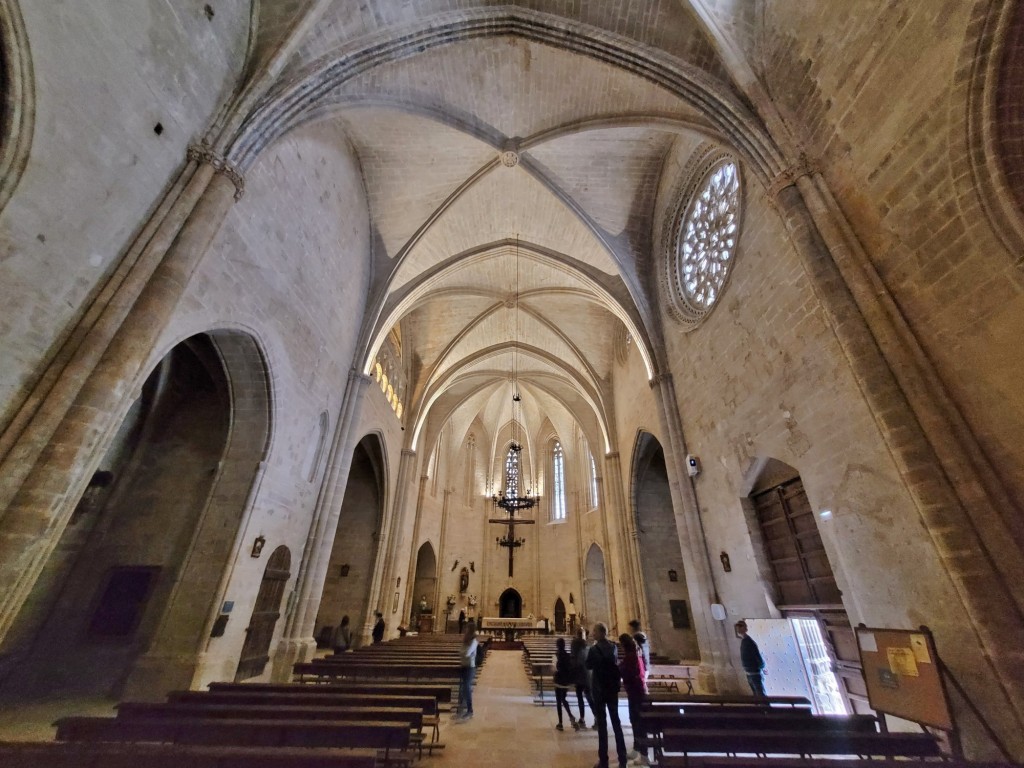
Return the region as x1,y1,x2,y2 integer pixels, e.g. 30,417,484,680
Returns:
402,474,430,623
272,370,371,675
0,153,241,645
604,452,645,628
436,487,454,630
774,180,1024,741
366,448,418,642
650,372,736,693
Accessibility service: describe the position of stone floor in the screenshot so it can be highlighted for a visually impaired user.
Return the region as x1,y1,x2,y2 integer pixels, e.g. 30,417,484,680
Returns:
0,650,635,767
442,649,633,768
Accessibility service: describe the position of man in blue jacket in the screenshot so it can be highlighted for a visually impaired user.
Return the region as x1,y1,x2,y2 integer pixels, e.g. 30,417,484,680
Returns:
736,620,766,696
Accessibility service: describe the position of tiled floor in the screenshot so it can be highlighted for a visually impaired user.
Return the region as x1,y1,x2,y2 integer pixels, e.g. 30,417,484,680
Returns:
442,649,633,768
0,650,636,767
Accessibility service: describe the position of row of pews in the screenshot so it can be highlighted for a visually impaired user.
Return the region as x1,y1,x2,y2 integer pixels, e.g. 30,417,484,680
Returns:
638,691,983,768
521,633,571,704
0,634,476,768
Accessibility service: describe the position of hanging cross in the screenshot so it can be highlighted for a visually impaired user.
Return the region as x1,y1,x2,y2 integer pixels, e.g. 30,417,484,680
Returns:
489,513,535,577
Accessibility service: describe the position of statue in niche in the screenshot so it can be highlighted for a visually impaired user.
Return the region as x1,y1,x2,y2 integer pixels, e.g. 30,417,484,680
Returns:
459,566,469,594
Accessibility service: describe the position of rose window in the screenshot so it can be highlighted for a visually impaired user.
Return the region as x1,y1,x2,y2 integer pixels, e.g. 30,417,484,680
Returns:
675,161,740,315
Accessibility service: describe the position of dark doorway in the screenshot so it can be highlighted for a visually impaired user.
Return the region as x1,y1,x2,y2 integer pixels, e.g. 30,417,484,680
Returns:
554,597,566,633
236,546,291,681
499,588,522,618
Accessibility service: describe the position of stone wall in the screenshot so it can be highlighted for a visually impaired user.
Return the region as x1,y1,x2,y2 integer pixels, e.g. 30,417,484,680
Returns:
0,0,250,432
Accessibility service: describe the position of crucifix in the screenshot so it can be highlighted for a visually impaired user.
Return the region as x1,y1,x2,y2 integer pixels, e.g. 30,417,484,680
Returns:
489,510,536,577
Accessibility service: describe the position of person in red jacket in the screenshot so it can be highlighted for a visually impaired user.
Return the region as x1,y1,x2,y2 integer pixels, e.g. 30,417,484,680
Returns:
618,633,648,765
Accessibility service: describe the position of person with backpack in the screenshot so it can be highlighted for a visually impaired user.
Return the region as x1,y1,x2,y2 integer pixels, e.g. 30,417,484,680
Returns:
619,633,649,765
586,622,628,768
628,619,651,681
552,637,579,730
571,626,595,729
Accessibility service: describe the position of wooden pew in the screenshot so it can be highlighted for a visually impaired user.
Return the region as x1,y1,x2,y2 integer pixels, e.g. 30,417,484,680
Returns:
208,680,452,705
0,741,378,768
55,716,411,763
648,693,812,708
657,727,941,763
173,690,442,743
294,661,461,683
641,711,878,737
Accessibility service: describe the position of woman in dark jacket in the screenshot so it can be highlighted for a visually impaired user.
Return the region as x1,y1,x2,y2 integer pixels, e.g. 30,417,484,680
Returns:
553,637,579,730
570,627,594,728
619,633,649,764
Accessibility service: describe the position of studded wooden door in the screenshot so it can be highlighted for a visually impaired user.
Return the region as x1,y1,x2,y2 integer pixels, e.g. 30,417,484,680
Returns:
235,546,291,681
752,479,868,714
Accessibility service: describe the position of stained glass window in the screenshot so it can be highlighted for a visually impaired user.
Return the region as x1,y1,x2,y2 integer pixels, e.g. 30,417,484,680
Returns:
552,442,566,520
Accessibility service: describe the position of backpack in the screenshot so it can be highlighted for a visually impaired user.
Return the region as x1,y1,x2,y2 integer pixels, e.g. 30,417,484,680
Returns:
591,642,621,692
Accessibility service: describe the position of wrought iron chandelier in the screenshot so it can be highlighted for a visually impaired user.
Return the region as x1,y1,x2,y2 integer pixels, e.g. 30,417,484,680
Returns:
489,238,536,577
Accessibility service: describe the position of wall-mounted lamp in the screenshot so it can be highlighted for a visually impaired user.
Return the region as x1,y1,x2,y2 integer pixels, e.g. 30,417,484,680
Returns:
667,569,678,582
251,535,266,558
339,564,350,577
719,551,732,572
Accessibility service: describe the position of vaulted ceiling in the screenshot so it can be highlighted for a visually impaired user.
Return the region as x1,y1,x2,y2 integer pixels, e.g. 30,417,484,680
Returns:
243,0,757,464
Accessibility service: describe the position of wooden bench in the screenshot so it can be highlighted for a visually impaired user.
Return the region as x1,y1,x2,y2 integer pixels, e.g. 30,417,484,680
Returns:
648,693,812,708
208,680,452,705
649,673,696,695
657,727,941,763
55,716,412,763
641,711,879,737
174,690,443,743
0,741,378,768
294,661,461,683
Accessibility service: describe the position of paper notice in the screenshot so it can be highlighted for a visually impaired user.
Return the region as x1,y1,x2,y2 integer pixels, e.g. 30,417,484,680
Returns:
910,634,931,664
859,632,877,653
888,646,919,677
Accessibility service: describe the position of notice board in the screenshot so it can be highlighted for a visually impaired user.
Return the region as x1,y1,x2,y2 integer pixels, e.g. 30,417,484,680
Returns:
855,625,952,730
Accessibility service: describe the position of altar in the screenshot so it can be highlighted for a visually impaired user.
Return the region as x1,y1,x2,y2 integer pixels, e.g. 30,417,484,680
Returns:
480,616,546,641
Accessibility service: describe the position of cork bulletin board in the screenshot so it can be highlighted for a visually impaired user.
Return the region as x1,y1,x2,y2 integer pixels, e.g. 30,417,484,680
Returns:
855,625,952,730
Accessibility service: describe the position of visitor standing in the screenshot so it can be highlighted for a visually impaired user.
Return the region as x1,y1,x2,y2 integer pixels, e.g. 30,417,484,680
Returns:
619,633,649,765
587,622,628,768
334,615,353,653
627,619,651,680
372,611,386,644
455,622,478,721
553,637,579,730
571,626,595,729
736,620,766,696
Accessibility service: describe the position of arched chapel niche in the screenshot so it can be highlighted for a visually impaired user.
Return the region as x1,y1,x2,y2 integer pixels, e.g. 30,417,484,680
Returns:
0,331,270,700
583,544,610,627
499,588,523,618
411,542,438,624
632,432,699,660
314,434,386,645
554,596,567,633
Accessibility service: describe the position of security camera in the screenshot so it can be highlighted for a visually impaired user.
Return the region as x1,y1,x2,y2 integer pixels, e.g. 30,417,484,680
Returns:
686,454,701,477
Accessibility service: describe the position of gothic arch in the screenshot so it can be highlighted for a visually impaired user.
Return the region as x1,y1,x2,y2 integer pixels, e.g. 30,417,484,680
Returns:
630,431,698,660
583,543,610,627
0,330,272,698
314,433,387,645
960,0,1024,265
0,0,34,214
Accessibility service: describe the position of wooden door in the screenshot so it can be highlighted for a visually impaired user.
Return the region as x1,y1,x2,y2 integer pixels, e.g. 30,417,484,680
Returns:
554,597,566,632
235,546,291,681
752,479,867,713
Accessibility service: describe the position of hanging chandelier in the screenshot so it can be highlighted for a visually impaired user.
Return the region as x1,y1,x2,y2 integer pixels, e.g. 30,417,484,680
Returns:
489,237,536,577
